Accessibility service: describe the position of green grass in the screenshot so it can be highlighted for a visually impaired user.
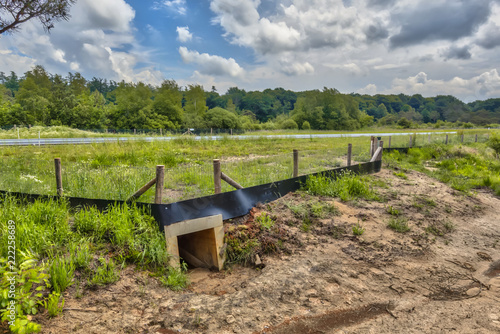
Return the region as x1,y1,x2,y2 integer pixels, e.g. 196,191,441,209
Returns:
385,135,500,195
88,257,120,287
256,212,275,230
386,205,401,216
43,292,65,318
159,262,189,291
1,131,478,203
303,170,379,202
352,222,365,236
387,217,411,233
48,257,75,293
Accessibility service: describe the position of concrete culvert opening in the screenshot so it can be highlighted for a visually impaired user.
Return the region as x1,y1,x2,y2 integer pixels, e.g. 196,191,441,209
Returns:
164,214,225,271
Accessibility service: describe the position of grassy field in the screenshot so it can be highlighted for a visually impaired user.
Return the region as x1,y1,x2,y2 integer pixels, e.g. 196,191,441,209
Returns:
1,129,498,334
0,131,491,203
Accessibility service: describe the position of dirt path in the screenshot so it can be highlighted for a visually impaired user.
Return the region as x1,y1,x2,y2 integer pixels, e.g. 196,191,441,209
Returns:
40,169,500,333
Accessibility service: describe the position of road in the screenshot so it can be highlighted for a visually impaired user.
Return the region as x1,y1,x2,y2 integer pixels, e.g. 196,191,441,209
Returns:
0,131,455,146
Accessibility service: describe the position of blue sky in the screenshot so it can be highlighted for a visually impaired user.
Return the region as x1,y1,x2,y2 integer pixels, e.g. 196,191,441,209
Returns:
1,0,500,101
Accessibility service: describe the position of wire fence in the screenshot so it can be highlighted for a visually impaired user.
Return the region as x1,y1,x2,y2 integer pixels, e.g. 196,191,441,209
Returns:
0,133,492,204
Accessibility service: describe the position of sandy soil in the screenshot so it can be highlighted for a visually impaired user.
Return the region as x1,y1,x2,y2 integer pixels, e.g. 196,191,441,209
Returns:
36,169,500,333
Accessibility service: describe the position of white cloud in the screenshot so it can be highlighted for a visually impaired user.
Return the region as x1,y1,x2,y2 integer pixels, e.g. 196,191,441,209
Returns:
386,70,500,101
0,0,161,85
179,47,245,78
154,0,187,15
73,0,135,32
176,26,193,42
280,61,314,76
358,83,378,95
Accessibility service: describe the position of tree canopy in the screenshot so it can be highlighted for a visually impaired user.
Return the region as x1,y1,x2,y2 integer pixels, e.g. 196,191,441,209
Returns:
1,66,500,131
0,0,76,34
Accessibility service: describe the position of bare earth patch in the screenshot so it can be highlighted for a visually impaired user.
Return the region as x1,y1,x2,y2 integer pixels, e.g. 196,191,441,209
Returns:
38,169,500,333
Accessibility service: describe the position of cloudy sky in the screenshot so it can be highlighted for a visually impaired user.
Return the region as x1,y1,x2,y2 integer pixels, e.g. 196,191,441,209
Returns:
1,0,500,101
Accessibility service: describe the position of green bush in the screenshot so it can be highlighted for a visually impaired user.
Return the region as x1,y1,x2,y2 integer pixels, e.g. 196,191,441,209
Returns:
280,119,299,130
302,121,311,130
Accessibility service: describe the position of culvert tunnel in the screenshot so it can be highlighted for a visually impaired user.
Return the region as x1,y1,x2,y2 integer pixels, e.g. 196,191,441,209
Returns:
164,214,225,270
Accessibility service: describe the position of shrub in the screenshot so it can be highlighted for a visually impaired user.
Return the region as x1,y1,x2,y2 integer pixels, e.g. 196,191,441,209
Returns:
488,133,500,157
302,121,311,130
280,119,299,130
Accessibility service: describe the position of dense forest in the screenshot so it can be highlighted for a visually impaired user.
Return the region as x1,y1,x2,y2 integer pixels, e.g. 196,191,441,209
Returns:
1,65,500,131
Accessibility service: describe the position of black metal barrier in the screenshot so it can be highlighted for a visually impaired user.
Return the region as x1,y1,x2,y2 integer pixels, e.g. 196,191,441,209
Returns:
0,160,382,231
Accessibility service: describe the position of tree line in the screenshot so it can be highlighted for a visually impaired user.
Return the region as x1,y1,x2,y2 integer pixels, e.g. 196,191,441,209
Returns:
1,66,499,131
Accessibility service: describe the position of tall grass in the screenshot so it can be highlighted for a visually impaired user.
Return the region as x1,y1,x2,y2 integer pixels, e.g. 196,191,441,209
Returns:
385,139,500,195
303,170,379,201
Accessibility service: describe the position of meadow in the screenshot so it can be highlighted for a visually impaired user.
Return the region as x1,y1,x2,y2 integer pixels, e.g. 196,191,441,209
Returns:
0,130,482,203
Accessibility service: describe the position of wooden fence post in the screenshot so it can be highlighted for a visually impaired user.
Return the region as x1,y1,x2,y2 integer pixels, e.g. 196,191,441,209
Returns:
370,136,374,157
347,144,352,167
388,136,392,149
134,129,136,135
293,149,299,177
475,134,478,143
409,135,412,148
213,159,222,194
378,141,384,161
54,158,63,196
445,134,449,144
155,165,165,204
160,128,162,136
461,134,464,143
428,134,431,144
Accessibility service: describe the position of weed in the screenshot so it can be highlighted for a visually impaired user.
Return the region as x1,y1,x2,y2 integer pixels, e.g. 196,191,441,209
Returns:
49,257,75,293
88,257,120,287
424,198,437,207
160,262,189,291
304,171,378,202
70,241,92,271
256,212,274,230
385,205,401,216
42,292,65,318
425,220,454,237
352,222,365,236
0,251,48,334
225,236,260,265
74,280,83,299
387,217,411,233
301,217,312,232
393,171,408,179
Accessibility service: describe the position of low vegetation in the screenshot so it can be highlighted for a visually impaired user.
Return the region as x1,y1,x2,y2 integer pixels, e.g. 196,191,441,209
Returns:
0,195,186,334
303,170,380,202
385,135,500,196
